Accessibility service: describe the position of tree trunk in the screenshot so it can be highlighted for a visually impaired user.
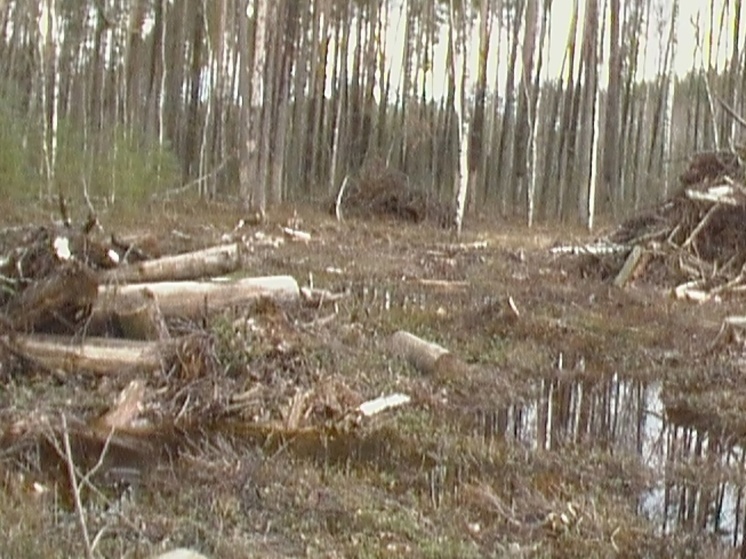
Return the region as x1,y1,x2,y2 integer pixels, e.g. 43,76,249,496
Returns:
451,0,469,234
512,0,539,214
467,0,491,213
576,0,599,228
238,0,255,209
496,1,524,215
603,0,621,215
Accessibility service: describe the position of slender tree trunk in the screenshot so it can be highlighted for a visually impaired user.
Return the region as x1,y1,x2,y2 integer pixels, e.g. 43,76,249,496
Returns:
513,0,539,214
603,0,621,215
495,1,525,215
527,0,550,227
238,0,255,209
309,1,330,190
270,0,296,204
555,0,579,220
328,2,350,195
398,0,412,170
249,0,268,212
576,0,599,228
467,0,491,213
40,0,59,196
451,0,469,235
660,1,679,200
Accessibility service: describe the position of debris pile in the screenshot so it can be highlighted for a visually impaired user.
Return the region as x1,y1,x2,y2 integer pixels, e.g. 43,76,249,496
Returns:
555,150,746,301
554,150,746,447
0,212,413,498
333,162,451,226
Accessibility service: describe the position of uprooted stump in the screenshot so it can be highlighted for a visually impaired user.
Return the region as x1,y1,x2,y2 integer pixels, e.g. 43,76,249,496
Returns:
4,261,99,332
333,164,451,226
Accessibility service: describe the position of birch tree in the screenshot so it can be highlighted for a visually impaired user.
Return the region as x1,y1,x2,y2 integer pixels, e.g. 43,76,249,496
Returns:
40,0,60,196
451,0,470,235
660,0,679,199
576,0,599,228
526,0,550,227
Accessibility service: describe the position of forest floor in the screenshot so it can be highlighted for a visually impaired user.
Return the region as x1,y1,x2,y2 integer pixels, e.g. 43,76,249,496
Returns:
0,200,744,558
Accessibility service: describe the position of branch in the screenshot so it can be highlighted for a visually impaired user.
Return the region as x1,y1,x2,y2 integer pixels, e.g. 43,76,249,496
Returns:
154,153,236,201
60,415,94,559
715,94,746,130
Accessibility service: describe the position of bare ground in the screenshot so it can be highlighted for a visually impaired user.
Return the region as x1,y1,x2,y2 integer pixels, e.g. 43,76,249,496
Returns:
0,201,742,558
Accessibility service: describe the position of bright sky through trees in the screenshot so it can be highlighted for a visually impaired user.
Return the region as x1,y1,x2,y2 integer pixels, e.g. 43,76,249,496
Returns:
378,0,736,103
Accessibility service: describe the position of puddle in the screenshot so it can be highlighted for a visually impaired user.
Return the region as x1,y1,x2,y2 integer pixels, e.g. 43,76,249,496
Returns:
490,373,746,546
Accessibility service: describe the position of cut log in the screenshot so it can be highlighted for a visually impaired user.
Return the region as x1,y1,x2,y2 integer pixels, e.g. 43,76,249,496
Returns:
389,330,470,379
100,242,244,284
4,261,98,332
114,291,170,341
94,275,300,321
3,333,172,374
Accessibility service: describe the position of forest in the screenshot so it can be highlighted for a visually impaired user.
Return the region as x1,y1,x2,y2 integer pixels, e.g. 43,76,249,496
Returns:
1,0,742,228
3,1,746,558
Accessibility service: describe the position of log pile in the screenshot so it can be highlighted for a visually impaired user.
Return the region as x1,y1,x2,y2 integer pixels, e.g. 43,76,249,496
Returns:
554,150,746,300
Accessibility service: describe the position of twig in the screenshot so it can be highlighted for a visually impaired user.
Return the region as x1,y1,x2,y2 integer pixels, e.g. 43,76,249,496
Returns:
61,415,94,559
715,94,746,130
154,153,236,201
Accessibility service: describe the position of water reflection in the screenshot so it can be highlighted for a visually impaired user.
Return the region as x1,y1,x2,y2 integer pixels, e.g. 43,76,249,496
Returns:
478,373,746,548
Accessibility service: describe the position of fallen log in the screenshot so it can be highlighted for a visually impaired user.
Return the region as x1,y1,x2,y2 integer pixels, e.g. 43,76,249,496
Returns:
94,275,300,321
389,330,470,379
3,333,172,374
99,242,245,284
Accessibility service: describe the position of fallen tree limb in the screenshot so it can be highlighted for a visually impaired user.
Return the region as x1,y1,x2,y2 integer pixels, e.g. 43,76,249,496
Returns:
100,242,245,284
94,275,300,321
614,246,647,288
3,333,173,374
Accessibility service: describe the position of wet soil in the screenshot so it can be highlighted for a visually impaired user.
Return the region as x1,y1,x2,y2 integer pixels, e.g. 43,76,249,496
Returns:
0,203,743,558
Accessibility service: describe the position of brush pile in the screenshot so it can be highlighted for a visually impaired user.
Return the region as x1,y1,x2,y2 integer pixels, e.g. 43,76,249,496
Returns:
334,162,451,226
555,150,746,301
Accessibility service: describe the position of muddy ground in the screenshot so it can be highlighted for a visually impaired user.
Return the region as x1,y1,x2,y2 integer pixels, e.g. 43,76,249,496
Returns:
0,201,744,558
